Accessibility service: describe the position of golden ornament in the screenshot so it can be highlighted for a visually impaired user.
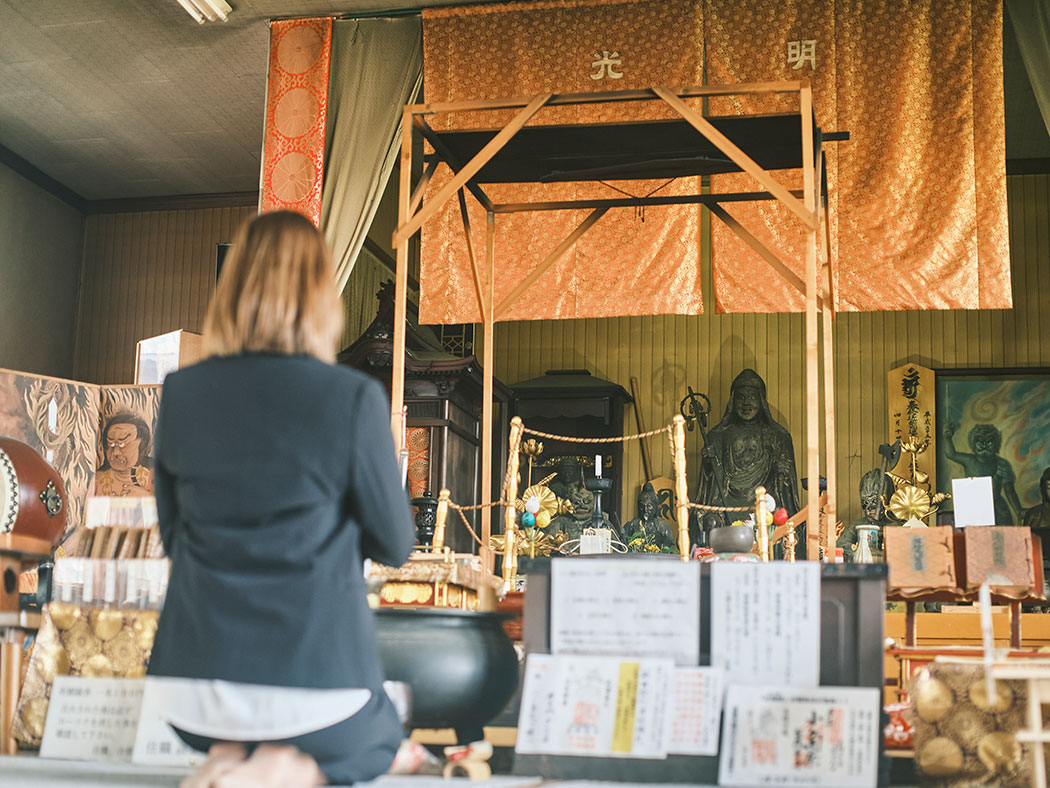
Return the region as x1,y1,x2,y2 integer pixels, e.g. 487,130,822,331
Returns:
969,680,1014,712
89,609,124,641
124,664,147,679
80,653,114,678
515,484,558,518
888,485,932,522
61,619,101,669
917,737,964,776
132,613,159,652
22,698,49,739
535,510,551,529
48,602,80,630
914,676,953,721
103,629,142,676
36,645,71,683
977,731,1022,773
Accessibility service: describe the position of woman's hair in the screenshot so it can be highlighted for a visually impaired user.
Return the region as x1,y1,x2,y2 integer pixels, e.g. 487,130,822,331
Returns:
201,210,344,362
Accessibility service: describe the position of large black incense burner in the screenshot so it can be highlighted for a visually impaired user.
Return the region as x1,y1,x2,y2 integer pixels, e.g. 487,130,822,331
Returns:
376,607,518,743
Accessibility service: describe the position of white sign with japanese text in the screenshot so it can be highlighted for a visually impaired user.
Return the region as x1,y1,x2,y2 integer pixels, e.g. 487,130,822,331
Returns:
710,562,820,687
719,685,880,787
40,677,144,762
132,679,201,767
550,558,700,666
516,653,674,758
665,666,725,756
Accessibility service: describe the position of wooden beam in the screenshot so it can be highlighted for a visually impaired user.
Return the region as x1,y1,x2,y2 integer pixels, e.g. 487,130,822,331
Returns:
415,117,495,212
493,207,608,321
800,83,822,560
707,203,823,309
492,190,802,213
407,81,805,115
407,158,438,218
393,93,551,247
457,189,488,324
480,212,496,572
391,105,413,449
818,147,838,551
652,86,817,231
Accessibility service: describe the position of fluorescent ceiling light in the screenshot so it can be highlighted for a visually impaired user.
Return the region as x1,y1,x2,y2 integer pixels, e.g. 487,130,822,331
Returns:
175,0,232,24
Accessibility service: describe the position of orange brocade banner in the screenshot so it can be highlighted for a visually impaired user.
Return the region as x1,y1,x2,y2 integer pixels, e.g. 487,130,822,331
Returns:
260,18,332,227
421,0,1011,318
420,0,705,325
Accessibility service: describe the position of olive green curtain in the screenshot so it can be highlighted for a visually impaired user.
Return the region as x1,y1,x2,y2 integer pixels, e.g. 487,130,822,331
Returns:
320,17,423,294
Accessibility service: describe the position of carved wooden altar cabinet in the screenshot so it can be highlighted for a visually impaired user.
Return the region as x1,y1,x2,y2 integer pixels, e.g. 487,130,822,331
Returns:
340,282,509,554
389,82,841,568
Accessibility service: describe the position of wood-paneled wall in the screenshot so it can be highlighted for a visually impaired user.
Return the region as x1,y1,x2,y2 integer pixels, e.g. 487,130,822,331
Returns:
74,205,256,384
489,174,1050,527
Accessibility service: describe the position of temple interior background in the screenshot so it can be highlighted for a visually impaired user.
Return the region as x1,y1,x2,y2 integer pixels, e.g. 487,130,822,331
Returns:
1,1,1049,532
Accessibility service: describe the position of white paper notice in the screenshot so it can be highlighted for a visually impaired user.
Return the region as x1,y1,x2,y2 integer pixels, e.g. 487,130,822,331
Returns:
40,677,145,762
719,685,880,787
516,653,674,758
132,679,201,767
710,562,820,688
665,667,725,755
550,558,700,666
952,476,996,526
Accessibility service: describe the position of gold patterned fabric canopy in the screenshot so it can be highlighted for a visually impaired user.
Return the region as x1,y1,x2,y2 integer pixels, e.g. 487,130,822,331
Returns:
420,0,1010,320
420,0,704,325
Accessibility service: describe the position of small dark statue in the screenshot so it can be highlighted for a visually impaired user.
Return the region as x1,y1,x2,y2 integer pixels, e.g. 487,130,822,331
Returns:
837,469,893,562
1024,467,1050,530
548,456,617,540
623,482,678,553
943,420,1022,524
695,369,800,534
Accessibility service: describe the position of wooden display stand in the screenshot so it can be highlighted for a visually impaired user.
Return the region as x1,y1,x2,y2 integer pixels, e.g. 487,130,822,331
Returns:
389,82,841,570
887,529,1046,649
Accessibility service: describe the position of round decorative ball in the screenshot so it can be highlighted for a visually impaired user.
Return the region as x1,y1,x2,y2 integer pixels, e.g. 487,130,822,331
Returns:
525,496,540,515
773,507,789,526
522,512,536,527
535,510,551,529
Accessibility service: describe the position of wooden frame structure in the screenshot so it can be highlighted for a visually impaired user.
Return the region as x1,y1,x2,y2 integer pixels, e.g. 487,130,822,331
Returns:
390,81,838,568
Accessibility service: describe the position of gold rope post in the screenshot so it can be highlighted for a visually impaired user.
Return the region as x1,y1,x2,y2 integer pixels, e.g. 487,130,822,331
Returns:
503,417,525,586
672,415,690,560
433,489,450,552
755,486,770,562
785,524,797,562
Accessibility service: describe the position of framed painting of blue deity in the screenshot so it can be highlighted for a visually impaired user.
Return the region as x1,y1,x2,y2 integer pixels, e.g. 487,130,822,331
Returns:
935,368,1050,525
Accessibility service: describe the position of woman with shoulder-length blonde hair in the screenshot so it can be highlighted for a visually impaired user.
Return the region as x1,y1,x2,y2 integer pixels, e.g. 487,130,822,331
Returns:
148,210,415,788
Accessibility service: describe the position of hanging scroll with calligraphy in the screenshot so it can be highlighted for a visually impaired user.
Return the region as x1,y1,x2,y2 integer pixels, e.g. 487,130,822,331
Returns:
887,363,935,485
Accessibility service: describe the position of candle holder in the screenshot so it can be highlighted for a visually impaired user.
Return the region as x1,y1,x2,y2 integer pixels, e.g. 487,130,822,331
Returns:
584,476,614,528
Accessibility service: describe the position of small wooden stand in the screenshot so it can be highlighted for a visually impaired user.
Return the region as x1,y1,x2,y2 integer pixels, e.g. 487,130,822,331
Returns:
888,531,1046,650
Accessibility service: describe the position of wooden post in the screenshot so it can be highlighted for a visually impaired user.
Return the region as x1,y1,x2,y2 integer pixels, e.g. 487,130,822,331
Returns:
481,212,496,572
390,105,413,449
433,488,451,551
818,154,837,563
800,83,821,561
672,415,690,560
1,632,23,755
503,417,525,585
